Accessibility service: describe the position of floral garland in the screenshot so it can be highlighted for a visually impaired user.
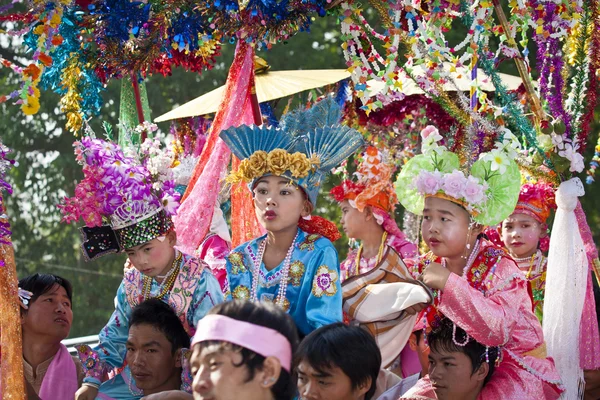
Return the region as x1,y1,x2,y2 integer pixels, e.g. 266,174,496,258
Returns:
226,149,320,185
0,1,68,116
340,0,405,113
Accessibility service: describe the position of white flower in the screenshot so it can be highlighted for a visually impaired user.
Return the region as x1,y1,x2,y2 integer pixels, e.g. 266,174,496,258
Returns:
570,152,585,173
551,133,565,149
558,143,585,173
482,149,510,174
161,194,179,215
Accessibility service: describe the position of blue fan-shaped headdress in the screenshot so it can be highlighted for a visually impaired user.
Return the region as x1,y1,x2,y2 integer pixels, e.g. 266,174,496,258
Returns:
220,97,364,204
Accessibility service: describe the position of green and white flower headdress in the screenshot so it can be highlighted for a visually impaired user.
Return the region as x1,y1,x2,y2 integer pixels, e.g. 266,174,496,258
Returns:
395,126,521,226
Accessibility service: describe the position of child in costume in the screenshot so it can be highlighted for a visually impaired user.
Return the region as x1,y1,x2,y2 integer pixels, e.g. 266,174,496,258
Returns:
498,182,555,322
60,137,223,400
330,145,417,281
394,126,563,398
219,98,364,336
330,145,425,372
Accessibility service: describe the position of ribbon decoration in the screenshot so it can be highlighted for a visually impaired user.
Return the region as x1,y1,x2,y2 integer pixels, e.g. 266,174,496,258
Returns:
174,41,263,254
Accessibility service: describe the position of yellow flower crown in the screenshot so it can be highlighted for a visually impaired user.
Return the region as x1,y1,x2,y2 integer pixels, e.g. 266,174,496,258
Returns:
226,149,321,184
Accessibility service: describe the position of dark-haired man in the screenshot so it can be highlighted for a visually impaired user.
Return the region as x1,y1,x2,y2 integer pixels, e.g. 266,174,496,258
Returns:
295,323,380,400
18,273,84,399
401,319,499,400
96,298,193,399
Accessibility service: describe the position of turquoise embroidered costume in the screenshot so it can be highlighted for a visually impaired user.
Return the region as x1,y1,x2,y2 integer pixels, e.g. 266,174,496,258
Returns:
225,228,341,335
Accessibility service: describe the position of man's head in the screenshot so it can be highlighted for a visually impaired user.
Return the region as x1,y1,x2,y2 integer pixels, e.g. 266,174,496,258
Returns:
19,273,73,341
427,319,498,400
295,323,381,400
191,300,299,400
127,298,190,395
408,329,430,375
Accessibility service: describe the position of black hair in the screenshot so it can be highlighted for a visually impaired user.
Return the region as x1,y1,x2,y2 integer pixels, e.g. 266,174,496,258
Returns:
130,299,190,354
18,273,73,311
294,323,381,400
427,318,498,385
200,300,299,400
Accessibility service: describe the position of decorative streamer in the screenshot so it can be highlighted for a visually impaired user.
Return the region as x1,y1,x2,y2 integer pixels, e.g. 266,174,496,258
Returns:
175,41,262,254
0,142,24,400
118,78,152,148
574,201,600,370
182,41,255,203
576,0,600,153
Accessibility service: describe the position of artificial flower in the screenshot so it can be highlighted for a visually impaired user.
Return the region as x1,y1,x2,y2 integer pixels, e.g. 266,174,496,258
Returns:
482,149,510,174
441,170,468,199
463,176,488,205
414,170,443,195
248,150,269,177
267,149,291,176
161,194,179,215
289,152,311,178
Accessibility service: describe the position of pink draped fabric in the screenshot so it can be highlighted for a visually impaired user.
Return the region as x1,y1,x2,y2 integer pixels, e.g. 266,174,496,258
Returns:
574,201,600,370
174,41,258,255
39,344,79,400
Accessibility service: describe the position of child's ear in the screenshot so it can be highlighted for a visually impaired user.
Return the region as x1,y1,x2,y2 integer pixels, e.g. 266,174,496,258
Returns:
258,356,282,389
301,200,314,217
539,223,548,238
175,348,183,368
167,230,177,246
472,223,485,236
408,333,418,351
364,206,374,221
473,361,490,383
356,376,372,397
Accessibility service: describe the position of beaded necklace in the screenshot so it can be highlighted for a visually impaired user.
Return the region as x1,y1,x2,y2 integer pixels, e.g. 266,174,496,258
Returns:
250,231,299,309
354,231,388,277
513,250,542,279
141,251,182,301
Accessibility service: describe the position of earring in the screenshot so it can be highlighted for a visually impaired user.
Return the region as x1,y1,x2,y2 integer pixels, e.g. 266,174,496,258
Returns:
263,377,276,385
302,215,312,220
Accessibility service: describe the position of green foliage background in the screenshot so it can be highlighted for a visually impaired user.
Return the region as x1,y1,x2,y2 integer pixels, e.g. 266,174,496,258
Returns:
1,9,599,338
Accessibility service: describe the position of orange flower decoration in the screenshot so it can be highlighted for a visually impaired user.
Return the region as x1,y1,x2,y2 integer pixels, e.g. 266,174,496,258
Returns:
52,35,64,46
38,54,53,67
23,64,41,81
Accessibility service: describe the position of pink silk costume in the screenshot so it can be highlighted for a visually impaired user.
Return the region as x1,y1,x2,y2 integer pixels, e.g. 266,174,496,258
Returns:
197,233,230,292
402,239,563,400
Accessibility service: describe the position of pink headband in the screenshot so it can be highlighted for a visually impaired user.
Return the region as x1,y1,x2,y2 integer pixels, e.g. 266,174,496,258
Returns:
192,314,293,372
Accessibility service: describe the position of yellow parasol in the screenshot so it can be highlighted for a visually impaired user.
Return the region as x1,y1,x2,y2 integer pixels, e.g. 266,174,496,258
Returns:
365,62,532,98
155,67,351,122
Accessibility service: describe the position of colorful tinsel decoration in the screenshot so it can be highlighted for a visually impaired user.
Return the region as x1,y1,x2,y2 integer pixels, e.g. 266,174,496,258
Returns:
0,141,15,246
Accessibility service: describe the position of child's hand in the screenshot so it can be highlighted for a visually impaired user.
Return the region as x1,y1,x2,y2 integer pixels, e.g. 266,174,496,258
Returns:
421,262,451,290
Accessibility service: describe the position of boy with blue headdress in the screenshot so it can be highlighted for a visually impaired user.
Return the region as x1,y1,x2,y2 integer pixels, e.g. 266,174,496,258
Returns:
219,97,364,336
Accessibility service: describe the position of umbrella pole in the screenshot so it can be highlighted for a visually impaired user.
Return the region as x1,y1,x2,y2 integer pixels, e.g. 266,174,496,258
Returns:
131,72,147,142
492,0,544,125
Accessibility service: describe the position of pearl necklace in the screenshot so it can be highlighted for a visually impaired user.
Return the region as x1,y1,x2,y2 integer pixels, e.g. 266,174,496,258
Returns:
250,231,299,309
